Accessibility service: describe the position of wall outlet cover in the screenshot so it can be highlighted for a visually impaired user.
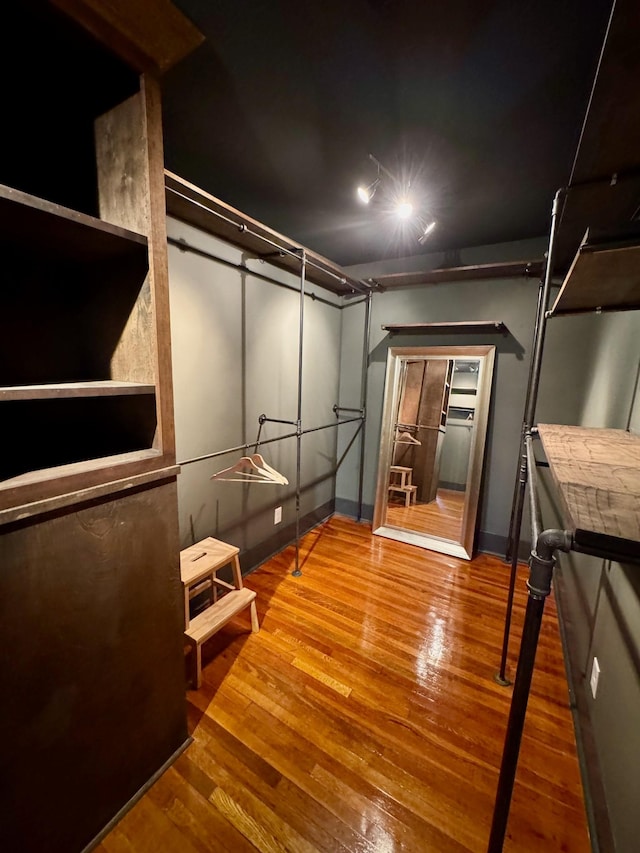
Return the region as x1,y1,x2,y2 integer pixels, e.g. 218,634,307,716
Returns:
274,506,282,525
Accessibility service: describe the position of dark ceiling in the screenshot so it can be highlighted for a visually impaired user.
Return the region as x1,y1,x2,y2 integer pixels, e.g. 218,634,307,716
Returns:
162,0,614,268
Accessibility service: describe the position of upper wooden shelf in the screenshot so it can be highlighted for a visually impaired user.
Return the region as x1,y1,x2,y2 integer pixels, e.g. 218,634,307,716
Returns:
550,226,640,316
537,424,640,562
51,0,204,75
0,381,156,401
164,171,371,296
0,184,148,263
382,321,508,334
369,260,543,289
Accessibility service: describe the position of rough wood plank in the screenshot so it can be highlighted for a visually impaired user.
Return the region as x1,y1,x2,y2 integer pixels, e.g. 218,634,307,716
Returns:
550,243,640,315
537,424,640,552
51,0,204,74
382,321,508,333
0,381,155,400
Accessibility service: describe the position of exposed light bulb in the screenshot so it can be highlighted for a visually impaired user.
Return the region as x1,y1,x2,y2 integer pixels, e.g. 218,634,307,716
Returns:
396,199,413,219
357,185,371,204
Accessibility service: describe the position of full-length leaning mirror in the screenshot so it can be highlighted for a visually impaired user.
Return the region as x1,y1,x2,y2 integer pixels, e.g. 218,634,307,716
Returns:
373,345,495,559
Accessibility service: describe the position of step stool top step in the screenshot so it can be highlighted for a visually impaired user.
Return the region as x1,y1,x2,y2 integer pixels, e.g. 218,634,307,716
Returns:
185,588,256,643
180,537,240,585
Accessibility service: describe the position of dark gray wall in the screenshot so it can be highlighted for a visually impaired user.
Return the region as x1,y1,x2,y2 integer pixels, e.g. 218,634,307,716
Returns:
167,218,343,569
336,239,603,555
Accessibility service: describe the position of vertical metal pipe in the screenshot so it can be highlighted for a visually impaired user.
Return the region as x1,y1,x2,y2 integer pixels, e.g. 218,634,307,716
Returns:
524,187,564,429
488,591,548,852
292,249,306,577
488,528,570,852
495,451,527,685
505,280,543,562
357,291,372,521
497,187,564,681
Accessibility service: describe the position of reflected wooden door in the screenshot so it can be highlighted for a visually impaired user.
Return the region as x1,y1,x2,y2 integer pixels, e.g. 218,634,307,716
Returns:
394,359,451,503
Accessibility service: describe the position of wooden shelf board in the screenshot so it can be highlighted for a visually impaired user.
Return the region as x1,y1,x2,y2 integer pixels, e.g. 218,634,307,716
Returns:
165,170,370,296
537,424,640,560
51,0,205,75
0,456,178,526
0,183,148,263
369,260,543,289
382,321,508,334
0,381,156,401
550,239,640,316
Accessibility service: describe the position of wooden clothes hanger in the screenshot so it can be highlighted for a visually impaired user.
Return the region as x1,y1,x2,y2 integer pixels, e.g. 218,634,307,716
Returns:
396,430,421,445
210,454,288,484
250,453,289,484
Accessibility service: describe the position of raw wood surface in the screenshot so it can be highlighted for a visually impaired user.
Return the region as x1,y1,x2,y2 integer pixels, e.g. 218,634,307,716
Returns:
537,424,640,551
185,589,258,645
99,515,591,853
550,244,640,315
51,0,204,74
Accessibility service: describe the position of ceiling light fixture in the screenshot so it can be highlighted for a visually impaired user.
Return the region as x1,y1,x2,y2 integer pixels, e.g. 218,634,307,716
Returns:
356,176,380,204
356,153,437,243
418,220,436,244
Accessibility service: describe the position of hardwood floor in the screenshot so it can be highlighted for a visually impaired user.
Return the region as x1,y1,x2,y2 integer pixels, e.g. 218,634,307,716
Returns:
387,488,466,541
97,515,590,852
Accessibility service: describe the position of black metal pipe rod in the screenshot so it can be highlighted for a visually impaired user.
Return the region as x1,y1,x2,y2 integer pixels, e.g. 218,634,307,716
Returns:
496,450,527,686
292,250,306,577
259,414,297,426
179,415,362,467
505,278,544,562
499,186,564,677
167,236,341,310
301,416,363,435
179,431,298,466
488,591,548,852
488,528,571,852
525,434,542,545
525,187,564,429
358,291,372,521
333,405,363,414
167,186,371,293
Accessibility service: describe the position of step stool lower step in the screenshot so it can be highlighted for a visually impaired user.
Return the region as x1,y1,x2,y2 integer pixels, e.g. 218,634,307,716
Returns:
184,587,259,688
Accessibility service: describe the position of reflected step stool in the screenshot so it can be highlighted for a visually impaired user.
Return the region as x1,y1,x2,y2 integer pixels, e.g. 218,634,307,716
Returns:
388,465,418,507
180,537,259,688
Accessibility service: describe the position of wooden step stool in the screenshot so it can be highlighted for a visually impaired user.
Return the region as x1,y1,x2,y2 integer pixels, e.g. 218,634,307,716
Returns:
388,465,418,507
180,537,259,688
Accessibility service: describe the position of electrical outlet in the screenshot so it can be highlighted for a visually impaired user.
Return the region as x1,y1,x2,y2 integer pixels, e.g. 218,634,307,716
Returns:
274,506,282,525
590,656,600,699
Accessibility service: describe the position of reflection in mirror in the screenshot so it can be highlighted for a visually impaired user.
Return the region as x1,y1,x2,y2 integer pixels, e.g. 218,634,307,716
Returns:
373,346,495,559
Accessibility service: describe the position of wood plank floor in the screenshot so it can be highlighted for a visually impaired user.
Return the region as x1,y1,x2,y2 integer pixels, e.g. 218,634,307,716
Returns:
387,489,465,541
97,515,591,852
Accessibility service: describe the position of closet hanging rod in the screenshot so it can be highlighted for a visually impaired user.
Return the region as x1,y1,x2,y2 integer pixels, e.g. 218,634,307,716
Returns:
333,404,364,415
259,414,298,427
302,416,363,435
179,432,297,467
167,237,341,310
178,417,364,467
166,186,371,293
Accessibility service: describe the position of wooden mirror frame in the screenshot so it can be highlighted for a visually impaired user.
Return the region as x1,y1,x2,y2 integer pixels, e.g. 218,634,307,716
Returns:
372,345,495,559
